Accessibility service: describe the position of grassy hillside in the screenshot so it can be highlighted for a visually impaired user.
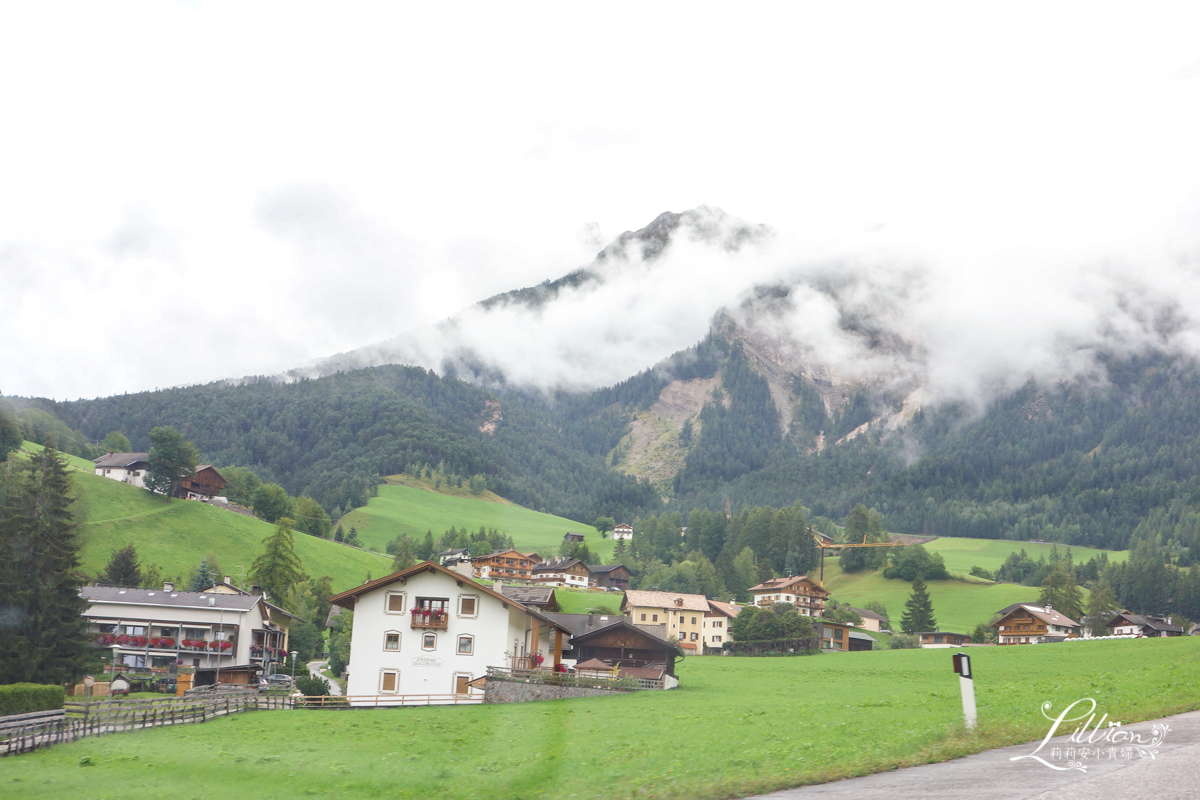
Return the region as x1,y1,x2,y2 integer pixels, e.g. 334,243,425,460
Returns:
340,477,612,560
554,589,623,614
821,558,1043,633
4,638,1198,800
922,536,1127,577
21,444,394,593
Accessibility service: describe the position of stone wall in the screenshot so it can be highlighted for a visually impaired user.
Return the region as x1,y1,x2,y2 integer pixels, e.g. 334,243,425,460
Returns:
484,680,627,704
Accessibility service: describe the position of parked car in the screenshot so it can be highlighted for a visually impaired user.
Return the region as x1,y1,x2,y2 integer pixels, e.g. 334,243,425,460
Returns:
267,674,294,688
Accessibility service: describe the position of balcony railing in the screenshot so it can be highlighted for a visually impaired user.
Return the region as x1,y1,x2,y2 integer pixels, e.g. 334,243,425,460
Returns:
409,611,448,630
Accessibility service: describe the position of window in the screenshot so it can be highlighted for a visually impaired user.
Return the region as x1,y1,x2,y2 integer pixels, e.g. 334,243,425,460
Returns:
124,625,146,636
380,670,399,693
640,614,646,621
416,597,448,611
384,632,400,651
422,633,436,651
652,614,658,622
457,635,474,655
691,617,697,625
690,632,698,641
458,596,478,617
386,591,407,614
714,635,722,643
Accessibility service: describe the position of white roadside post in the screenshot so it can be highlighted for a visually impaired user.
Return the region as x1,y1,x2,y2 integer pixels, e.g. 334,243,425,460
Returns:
953,652,977,730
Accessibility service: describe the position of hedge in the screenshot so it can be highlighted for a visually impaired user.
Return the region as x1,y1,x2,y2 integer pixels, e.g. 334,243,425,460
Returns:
723,637,820,656
0,683,67,716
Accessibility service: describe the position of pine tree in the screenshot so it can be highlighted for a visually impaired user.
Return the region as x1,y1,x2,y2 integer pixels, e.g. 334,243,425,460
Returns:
1085,577,1119,636
900,575,937,633
249,517,305,602
391,537,416,572
99,543,142,587
0,446,90,683
188,556,221,591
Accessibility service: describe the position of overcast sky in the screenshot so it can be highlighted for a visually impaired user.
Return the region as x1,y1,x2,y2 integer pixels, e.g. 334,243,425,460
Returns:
5,3,1200,402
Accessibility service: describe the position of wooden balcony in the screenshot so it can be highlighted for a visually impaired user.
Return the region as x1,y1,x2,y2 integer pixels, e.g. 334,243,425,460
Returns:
410,614,448,630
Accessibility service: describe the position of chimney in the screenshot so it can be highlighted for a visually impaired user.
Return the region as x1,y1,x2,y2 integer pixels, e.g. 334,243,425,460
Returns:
493,580,503,592
208,598,216,606
251,585,263,597
1045,605,1053,613
163,582,175,592
224,576,232,585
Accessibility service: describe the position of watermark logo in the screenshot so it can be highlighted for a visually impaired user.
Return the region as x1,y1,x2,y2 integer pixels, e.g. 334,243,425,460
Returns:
1010,698,1169,772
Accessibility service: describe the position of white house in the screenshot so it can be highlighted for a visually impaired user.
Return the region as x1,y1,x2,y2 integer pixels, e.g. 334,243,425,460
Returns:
703,599,740,651
329,561,569,705
81,584,288,676
612,523,634,540
93,452,150,488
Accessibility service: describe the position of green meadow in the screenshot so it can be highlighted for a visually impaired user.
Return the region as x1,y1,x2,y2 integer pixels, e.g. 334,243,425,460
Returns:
922,536,1127,578
3,638,1197,800
553,589,623,615
340,478,611,560
822,558,1043,633
20,444,391,593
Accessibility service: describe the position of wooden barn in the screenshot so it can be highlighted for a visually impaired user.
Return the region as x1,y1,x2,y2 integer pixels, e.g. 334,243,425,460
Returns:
174,465,227,501
568,618,683,677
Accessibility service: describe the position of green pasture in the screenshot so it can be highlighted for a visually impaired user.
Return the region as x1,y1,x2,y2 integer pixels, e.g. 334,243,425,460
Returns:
553,589,623,615
27,445,393,593
822,558,1043,633
922,535,1127,578
340,480,611,561
3,638,1197,800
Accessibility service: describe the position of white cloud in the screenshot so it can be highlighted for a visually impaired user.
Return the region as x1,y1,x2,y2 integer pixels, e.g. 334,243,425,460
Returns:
4,3,1200,401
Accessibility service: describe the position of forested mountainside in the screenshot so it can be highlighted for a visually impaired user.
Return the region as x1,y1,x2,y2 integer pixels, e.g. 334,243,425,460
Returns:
668,348,1200,555
16,329,1200,559
26,365,661,525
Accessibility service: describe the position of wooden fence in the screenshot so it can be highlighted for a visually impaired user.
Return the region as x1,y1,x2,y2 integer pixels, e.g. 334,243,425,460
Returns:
1,691,292,756
299,694,482,708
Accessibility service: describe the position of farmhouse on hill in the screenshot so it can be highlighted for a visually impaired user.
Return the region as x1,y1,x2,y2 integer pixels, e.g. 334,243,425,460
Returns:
93,452,150,488
471,549,537,581
917,631,972,648
992,604,1080,644
174,464,226,501
587,563,631,590
329,561,570,704
611,523,634,540
748,575,828,617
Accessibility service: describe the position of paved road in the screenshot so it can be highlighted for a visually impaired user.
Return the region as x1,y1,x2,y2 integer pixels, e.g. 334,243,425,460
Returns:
306,660,343,695
752,708,1200,800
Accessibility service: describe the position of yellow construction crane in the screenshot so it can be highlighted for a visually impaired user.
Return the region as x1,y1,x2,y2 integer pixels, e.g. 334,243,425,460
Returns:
809,527,904,584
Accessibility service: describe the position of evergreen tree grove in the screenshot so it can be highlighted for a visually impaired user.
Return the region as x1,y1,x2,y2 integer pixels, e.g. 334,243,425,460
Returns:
900,575,937,633
0,446,91,684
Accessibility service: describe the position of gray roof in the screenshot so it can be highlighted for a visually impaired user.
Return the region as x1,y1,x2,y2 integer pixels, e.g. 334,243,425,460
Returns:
850,607,886,621
93,452,150,468
1112,611,1183,634
539,612,625,637
533,557,581,572
847,630,876,641
586,563,629,574
499,586,556,606
81,585,262,612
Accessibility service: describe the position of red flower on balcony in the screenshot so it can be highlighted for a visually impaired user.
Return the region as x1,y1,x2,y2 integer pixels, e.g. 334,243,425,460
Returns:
219,641,232,651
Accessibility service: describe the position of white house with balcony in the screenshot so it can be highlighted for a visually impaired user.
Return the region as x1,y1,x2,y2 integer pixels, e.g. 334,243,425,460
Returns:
80,584,288,677
329,561,568,705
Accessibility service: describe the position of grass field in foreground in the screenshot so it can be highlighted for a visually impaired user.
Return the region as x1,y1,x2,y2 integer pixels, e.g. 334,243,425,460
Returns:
922,536,1127,578
822,558,1043,633
340,479,611,560
3,638,1197,800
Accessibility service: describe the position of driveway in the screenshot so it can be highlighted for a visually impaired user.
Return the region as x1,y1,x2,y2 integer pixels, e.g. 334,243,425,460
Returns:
751,708,1200,800
306,660,343,696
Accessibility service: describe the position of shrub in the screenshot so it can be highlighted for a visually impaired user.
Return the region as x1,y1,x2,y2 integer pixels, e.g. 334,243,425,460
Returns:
723,637,820,656
0,683,66,716
295,675,330,696
887,633,920,649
